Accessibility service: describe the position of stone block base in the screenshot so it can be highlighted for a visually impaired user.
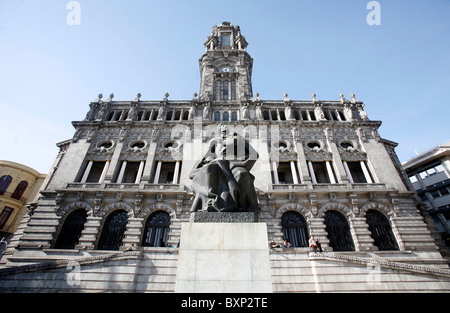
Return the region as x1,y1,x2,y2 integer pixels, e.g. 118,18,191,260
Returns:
175,222,272,293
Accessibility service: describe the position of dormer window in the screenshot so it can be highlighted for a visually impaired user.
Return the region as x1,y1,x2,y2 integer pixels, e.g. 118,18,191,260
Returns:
222,34,230,47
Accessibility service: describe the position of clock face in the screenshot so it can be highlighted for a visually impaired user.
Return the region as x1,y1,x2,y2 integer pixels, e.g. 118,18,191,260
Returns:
221,66,232,72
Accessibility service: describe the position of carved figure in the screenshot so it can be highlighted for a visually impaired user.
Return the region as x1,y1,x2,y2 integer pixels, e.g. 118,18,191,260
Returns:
189,124,261,213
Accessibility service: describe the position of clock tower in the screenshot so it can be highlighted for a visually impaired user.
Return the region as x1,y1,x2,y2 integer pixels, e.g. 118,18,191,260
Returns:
199,21,253,102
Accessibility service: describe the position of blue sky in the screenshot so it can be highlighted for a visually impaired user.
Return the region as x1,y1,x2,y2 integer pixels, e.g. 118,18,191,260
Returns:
0,0,449,173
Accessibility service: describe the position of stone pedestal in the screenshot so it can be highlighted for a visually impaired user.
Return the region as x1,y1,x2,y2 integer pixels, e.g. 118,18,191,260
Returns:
189,212,259,223
175,214,273,293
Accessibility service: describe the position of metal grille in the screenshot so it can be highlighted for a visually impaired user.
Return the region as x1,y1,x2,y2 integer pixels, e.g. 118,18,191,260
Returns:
281,211,309,247
54,209,87,249
366,210,399,251
97,210,128,250
142,211,171,247
324,210,355,251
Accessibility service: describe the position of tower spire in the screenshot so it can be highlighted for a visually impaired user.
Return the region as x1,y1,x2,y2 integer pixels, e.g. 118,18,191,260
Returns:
199,22,253,102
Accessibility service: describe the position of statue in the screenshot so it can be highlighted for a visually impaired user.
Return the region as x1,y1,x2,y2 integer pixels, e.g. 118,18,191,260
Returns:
189,124,261,213
157,103,166,120
241,102,250,120
285,102,293,120
202,102,210,120
255,103,263,120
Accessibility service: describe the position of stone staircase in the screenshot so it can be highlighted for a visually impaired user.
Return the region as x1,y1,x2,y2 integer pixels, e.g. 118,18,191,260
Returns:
270,248,450,292
0,249,178,293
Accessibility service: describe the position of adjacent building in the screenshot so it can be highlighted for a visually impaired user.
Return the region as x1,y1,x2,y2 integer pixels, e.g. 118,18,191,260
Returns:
402,141,450,257
0,161,45,239
0,22,449,293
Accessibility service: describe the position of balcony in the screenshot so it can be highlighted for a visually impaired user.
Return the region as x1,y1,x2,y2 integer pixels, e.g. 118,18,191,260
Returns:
65,182,181,191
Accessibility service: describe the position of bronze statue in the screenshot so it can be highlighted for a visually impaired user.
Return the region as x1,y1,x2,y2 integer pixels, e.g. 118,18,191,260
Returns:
189,124,261,213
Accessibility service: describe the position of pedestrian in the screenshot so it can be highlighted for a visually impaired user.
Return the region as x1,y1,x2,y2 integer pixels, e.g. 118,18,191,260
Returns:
270,239,280,249
309,235,317,252
315,238,323,252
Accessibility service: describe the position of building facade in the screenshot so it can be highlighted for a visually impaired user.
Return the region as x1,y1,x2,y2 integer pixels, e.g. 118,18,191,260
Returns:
403,141,450,258
0,22,449,293
0,161,45,239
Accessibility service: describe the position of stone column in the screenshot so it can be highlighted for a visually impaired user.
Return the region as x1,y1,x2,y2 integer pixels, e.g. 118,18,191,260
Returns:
134,161,145,184
360,161,373,184
272,161,279,184
153,161,162,184
343,161,354,184
290,161,299,184
98,160,110,184
116,161,127,184
80,161,93,183
307,161,317,184
173,161,181,184
325,161,336,184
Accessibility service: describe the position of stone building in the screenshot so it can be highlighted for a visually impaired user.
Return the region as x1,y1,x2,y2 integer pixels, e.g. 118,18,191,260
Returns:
0,22,449,293
402,141,450,261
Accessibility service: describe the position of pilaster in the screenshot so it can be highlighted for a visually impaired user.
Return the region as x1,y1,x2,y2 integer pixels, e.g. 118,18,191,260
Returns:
76,216,102,250
308,217,330,251
349,217,375,251
121,217,144,250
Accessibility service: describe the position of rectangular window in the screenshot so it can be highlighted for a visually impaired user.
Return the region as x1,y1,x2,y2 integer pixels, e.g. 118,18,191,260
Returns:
0,207,14,229
85,161,106,183
439,187,449,196
430,189,440,199
276,162,294,184
435,164,445,173
311,162,330,184
346,161,367,184
121,161,142,184
215,80,222,101
222,35,230,46
223,83,229,100
157,162,181,184
231,80,236,100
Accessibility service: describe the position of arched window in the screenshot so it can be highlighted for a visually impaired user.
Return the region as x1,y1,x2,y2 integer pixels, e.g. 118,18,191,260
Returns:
0,176,12,195
142,211,171,247
281,211,309,247
223,111,229,121
231,111,238,121
324,210,355,251
54,209,87,249
366,210,399,251
11,181,28,200
97,210,128,250
214,111,221,121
